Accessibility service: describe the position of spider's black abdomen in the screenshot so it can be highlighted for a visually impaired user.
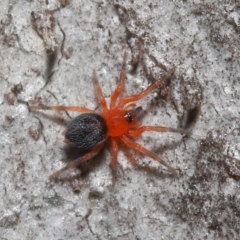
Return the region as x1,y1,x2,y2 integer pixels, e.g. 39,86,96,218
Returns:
65,113,108,150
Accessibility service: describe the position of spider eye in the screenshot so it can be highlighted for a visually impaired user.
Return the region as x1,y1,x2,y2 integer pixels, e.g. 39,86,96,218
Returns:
125,111,133,123
124,107,143,123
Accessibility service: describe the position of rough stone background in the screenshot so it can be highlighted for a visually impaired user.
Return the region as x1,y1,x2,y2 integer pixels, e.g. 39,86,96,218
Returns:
1,0,240,239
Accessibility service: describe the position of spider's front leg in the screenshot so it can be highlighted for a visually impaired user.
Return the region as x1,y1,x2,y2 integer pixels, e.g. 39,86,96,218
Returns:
121,135,177,175
110,52,127,109
92,70,108,113
118,67,175,109
128,126,189,137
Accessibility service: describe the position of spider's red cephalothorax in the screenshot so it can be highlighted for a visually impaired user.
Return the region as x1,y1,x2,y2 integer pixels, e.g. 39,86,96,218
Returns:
30,52,187,183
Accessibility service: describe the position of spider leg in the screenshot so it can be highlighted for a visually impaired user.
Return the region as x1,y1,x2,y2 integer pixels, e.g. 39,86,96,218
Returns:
50,142,105,179
121,135,177,175
118,67,175,109
122,147,137,165
30,105,93,113
110,52,127,109
125,103,136,110
128,126,188,137
93,70,108,113
110,138,119,184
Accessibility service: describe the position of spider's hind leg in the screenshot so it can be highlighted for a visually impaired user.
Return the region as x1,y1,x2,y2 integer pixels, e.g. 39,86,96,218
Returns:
50,142,105,180
30,105,93,113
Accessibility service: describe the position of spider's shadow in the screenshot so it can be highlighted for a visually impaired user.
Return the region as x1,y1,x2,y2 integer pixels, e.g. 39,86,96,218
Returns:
60,145,105,179
30,109,70,127
133,164,177,180
29,110,106,180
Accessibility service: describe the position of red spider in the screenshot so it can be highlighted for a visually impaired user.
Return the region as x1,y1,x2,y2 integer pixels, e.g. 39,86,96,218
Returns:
31,52,187,182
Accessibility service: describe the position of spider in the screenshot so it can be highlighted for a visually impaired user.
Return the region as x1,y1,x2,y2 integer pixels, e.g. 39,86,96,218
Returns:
30,52,187,182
